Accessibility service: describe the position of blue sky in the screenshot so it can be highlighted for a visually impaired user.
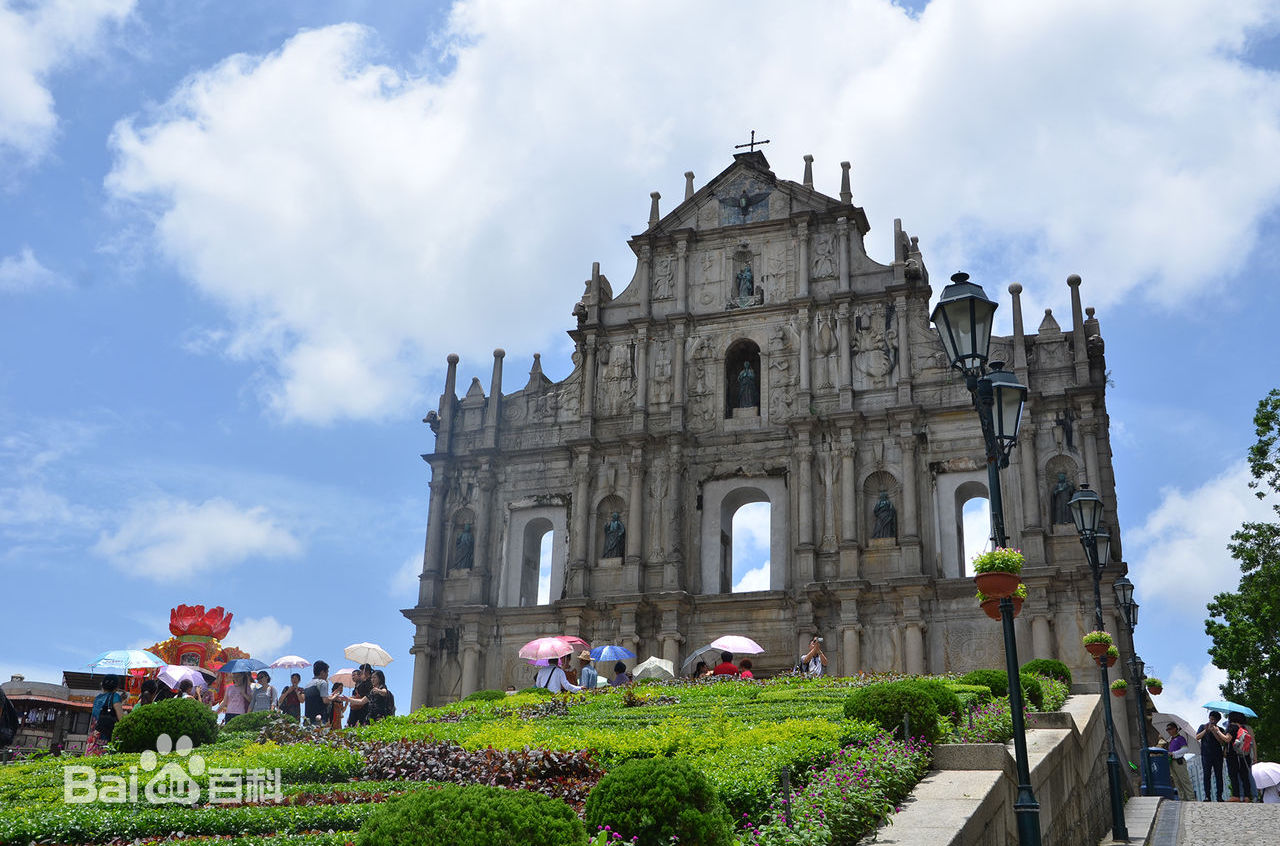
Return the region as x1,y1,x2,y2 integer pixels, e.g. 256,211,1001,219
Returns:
2,0,1278,720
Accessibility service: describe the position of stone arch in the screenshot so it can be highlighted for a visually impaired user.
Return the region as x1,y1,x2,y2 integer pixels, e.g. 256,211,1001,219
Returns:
595,493,627,561
1044,455,1081,526
724,338,762,417
500,502,568,607
862,470,900,543
448,507,476,571
700,476,789,593
954,480,991,577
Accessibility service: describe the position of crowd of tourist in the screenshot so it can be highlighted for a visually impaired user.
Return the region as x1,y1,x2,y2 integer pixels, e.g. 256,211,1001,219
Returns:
83,660,397,754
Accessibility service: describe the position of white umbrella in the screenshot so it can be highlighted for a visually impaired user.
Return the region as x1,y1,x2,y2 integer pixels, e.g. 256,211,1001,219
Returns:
1252,761,1280,790
1152,712,1201,756
632,656,675,680
157,665,210,689
87,649,166,671
344,642,393,666
269,655,312,669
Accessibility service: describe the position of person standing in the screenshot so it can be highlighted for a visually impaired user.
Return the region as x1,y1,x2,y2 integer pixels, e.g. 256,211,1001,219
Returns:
535,655,583,693
304,661,336,726
712,652,739,676
87,676,124,755
1224,713,1255,802
278,673,303,721
217,672,251,725
801,637,827,676
738,659,755,679
1166,722,1196,801
1196,710,1227,801
577,652,599,690
176,679,197,700
345,664,374,727
368,670,395,720
608,662,631,687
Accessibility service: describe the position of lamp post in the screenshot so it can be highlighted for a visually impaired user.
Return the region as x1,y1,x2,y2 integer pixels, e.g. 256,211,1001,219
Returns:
1113,575,1155,795
931,272,1041,846
1068,485,1128,840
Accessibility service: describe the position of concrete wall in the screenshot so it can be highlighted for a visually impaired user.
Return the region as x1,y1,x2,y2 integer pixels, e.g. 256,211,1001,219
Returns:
880,695,1116,846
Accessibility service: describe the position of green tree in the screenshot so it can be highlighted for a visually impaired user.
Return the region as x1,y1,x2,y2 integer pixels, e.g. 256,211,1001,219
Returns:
1205,388,1280,759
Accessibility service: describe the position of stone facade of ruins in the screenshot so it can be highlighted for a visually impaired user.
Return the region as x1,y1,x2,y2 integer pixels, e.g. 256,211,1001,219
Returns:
403,151,1135,750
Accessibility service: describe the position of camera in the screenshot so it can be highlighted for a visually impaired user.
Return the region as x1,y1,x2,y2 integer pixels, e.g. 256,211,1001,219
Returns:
813,637,824,644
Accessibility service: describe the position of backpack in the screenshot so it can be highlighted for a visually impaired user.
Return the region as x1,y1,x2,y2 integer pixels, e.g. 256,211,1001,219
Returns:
304,680,330,723
0,690,17,746
95,692,120,740
1234,726,1254,756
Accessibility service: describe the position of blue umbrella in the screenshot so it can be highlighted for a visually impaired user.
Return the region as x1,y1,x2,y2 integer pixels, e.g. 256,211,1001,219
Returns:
219,658,268,674
1202,700,1258,718
590,645,636,662
87,649,166,671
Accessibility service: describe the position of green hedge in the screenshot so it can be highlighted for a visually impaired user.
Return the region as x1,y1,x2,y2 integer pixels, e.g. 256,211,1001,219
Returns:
463,689,509,702
956,669,1009,698
1021,659,1072,687
224,710,293,733
1019,673,1044,711
357,784,585,846
110,697,219,753
843,681,944,744
585,757,732,846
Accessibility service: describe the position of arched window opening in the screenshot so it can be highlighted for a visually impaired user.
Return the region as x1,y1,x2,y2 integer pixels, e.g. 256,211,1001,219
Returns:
537,530,553,605
730,501,772,593
521,518,554,607
724,339,762,417
960,496,992,577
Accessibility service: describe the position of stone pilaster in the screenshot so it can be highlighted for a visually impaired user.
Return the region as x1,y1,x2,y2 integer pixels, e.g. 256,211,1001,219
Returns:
796,220,810,299
837,302,853,410
837,217,850,292
469,464,496,605
675,238,689,313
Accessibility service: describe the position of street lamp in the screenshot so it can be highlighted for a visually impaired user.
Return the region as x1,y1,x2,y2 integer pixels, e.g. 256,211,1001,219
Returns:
932,272,1041,846
1069,484,1129,840
1113,575,1155,795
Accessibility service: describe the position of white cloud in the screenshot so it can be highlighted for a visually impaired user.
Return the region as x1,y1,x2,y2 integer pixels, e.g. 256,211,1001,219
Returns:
733,563,771,594
389,551,421,598
0,0,133,168
105,1,1280,423
1150,661,1228,729
93,497,302,581
1127,462,1276,615
0,247,65,291
224,615,293,661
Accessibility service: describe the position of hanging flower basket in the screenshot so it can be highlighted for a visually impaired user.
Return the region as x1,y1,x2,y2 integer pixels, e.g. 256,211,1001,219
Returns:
1083,631,1113,658
1096,645,1119,668
973,572,1020,599
971,548,1025,600
1110,679,1128,697
980,599,1002,620
977,583,1026,620
1145,678,1163,695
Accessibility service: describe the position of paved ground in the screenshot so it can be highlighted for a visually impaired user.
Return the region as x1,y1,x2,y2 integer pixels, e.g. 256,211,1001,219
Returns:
1146,800,1280,846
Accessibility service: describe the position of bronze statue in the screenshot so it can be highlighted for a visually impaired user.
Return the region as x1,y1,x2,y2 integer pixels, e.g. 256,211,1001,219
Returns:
603,512,625,558
872,491,897,539
737,361,759,408
1051,472,1076,524
452,523,474,570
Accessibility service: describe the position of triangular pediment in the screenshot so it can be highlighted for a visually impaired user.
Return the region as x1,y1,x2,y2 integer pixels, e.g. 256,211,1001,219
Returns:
646,152,853,237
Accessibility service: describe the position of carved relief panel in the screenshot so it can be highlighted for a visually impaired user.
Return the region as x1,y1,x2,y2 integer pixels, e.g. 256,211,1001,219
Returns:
851,302,899,390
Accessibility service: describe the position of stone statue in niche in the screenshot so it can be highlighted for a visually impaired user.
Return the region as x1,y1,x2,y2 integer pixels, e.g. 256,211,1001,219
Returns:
736,264,754,300
815,313,837,389
737,361,759,408
452,523,475,570
852,303,899,389
871,492,897,540
602,512,626,558
652,255,674,300
1050,472,1076,524
812,232,836,278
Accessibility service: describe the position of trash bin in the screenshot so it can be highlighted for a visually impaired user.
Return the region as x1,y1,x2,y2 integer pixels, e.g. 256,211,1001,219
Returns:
1145,747,1177,799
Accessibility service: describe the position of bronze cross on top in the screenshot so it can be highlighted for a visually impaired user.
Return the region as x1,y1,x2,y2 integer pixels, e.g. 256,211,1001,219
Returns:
734,130,771,153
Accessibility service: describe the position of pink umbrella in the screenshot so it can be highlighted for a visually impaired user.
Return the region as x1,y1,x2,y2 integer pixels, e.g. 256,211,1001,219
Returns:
561,636,591,652
330,668,357,687
519,636,576,660
269,655,312,669
157,665,209,689
708,635,765,654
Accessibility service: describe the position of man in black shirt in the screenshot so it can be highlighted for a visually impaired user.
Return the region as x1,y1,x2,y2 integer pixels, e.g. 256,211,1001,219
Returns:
1196,710,1227,801
303,661,334,726
346,664,374,727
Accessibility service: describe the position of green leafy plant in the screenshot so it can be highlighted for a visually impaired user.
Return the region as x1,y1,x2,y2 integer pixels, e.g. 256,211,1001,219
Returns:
957,669,1009,698
1145,677,1163,690
110,696,218,753
1018,673,1044,710
1110,679,1128,691
463,689,508,702
584,757,732,846
224,710,293,733
843,680,945,744
1105,645,1119,659
1021,659,1072,687
970,547,1025,574
356,783,586,846
1082,630,1113,647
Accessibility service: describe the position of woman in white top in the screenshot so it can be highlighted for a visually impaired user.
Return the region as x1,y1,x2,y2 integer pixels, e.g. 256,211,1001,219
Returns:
534,655,583,693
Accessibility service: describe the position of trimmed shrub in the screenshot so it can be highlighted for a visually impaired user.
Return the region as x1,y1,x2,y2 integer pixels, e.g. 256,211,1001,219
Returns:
947,683,994,708
843,681,943,744
223,710,291,733
1021,658,1072,687
356,784,586,846
462,689,508,702
1019,673,1045,710
957,669,1009,698
912,679,963,726
111,697,218,753
585,757,732,846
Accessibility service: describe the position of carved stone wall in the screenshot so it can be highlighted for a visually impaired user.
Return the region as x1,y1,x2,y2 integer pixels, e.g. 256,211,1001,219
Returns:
405,151,1130,735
